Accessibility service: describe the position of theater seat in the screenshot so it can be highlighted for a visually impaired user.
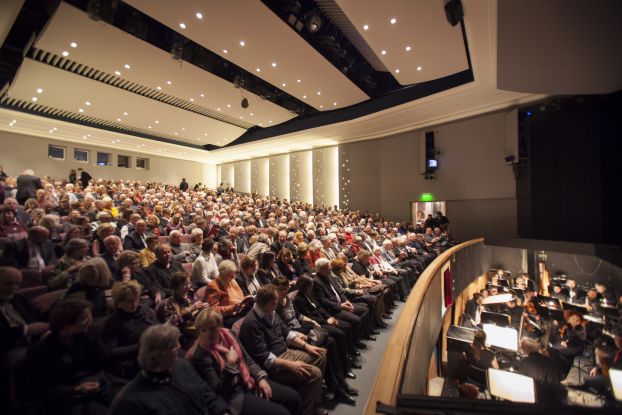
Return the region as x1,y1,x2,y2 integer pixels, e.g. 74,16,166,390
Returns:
180,235,193,244
157,236,169,244
31,289,67,318
16,285,48,301
20,269,42,288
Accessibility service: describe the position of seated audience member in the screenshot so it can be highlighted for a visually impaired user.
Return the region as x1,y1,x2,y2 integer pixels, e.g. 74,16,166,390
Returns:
293,243,314,277
119,213,141,241
138,236,159,269
3,198,30,226
274,276,357,405
187,228,204,261
123,220,149,252
48,237,90,290
0,267,49,403
145,214,164,237
168,230,192,262
239,285,327,415
156,272,208,349
191,238,218,287
100,235,122,275
145,244,184,297
214,238,239,269
0,226,58,269
92,222,115,257
196,260,253,328
235,258,261,299
64,257,112,317
0,207,28,239
164,213,186,235
245,233,269,260
276,248,297,281
189,308,301,415
100,280,158,379
109,324,230,415
27,299,124,415
516,337,565,403
256,251,278,286
117,250,162,305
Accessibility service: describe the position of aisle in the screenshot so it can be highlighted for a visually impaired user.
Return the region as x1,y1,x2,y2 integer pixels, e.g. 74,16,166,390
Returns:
324,300,406,414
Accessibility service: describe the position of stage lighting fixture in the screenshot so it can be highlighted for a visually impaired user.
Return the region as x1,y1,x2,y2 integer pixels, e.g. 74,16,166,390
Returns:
241,98,249,108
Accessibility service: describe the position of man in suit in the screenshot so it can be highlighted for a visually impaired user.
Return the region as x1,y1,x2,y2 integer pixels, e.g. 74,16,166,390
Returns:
270,230,288,255
313,258,368,349
77,168,92,188
15,170,42,205
463,293,482,328
320,236,337,261
239,285,327,415
0,226,57,269
123,219,149,251
231,226,250,254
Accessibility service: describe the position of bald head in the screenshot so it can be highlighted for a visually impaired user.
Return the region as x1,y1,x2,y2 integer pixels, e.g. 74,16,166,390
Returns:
0,267,22,302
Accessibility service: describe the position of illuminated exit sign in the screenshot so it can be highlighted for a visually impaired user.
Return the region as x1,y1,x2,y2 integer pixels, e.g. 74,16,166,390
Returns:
420,193,434,202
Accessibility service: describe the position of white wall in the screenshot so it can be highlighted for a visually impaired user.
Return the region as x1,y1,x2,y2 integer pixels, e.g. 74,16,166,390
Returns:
0,130,205,185
234,160,251,194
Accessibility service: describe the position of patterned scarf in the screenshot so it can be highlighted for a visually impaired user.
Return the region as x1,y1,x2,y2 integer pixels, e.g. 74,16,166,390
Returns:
209,328,255,389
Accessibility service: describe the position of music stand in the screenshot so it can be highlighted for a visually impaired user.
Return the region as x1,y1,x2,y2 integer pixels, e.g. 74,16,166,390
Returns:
610,368,622,401
562,301,588,314
487,368,535,403
482,323,519,352
536,295,562,310
481,311,511,327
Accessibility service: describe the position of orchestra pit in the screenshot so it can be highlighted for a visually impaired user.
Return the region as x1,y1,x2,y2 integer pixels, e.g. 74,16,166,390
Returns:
1,1,621,415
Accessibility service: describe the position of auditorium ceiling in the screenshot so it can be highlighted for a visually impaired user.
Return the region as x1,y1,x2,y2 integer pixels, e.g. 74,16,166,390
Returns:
0,0,547,162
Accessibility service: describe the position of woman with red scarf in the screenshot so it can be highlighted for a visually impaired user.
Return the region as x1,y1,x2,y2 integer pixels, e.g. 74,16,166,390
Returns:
188,309,301,415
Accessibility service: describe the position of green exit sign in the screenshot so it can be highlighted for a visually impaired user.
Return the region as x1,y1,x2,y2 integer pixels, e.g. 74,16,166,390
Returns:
420,193,434,202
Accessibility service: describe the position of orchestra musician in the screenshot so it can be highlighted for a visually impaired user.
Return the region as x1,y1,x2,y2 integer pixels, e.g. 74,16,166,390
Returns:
554,311,587,375
466,330,499,370
595,282,615,305
463,293,483,328
566,279,579,302
516,337,565,403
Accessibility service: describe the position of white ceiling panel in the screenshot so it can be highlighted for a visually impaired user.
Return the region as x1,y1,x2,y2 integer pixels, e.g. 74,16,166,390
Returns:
8,59,246,146
336,0,469,85
125,0,369,111
34,2,294,128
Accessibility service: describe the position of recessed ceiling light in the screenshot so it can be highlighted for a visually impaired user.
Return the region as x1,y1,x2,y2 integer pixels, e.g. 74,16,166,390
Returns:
200,93,204,97
271,62,277,67
156,86,162,90
195,12,203,19
390,18,397,24
217,142,220,145
269,120,272,123
62,50,69,57
239,116,244,119
70,42,78,48
320,105,324,108
116,117,121,121
417,66,422,71
179,23,186,29
85,101,91,106
217,108,221,111
115,71,121,76
297,79,301,83
87,134,91,137
204,133,208,136
405,46,412,52
148,126,152,129
155,120,160,124
189,98,194,102
250,113,254,116
36,88,43,94
333,102,337,106
166,80,172,85
258,123,263,126
239,40,245,46
303,95,307,99
317,91,321,95
49,129,54,133
31,96,38,102
174,132,178,135
256,68,261,72
123,111,128,115
227,104,231,108
83,135,87,138
223,49,228,54
381,50,387,55
53,127,57,131
363,24,369,30
124,64,131,69
181,127,185,131
282,83,286,87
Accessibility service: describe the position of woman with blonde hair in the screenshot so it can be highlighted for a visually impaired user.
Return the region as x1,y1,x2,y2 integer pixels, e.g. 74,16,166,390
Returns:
92,222,115,256
65,257,112,317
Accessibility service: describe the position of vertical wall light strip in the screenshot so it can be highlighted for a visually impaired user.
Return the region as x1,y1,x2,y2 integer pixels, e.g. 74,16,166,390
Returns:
244,160,251,194
339,145,352,209
283,155,290,201
301,150,313,204
289,153,300,202
251,159,260,195
327,146,339,208
203,163,218,189
216,165,222,187
259,158,269,196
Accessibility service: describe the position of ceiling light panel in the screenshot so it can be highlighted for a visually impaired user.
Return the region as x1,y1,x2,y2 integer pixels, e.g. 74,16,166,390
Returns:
34,3,294,127
8,59,245,146
125,0,369,111
336,0,468,85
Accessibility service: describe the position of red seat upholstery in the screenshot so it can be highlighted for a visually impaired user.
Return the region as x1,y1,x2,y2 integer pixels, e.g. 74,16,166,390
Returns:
180,235,193,244
157,236,169,244
20,269,42,288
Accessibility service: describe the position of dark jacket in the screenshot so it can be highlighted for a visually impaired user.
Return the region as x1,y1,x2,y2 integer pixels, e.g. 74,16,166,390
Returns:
100,251,121,275
238,307,290,370
15,174,42,204
0,294,39,357
123,231,147,252
0,238,58,268
145,260,184,296
292,292,330,325
109,359,229,415
312,274,346,315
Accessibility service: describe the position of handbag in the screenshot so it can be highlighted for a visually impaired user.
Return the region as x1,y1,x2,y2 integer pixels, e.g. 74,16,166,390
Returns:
307,327,329,346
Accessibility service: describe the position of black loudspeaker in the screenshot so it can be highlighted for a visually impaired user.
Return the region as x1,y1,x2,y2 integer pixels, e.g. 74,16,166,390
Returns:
444,0,464,27
425,131,438,173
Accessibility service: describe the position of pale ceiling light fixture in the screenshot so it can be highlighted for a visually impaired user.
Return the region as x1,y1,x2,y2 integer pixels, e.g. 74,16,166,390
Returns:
239,40,245,46
62,51,69,57
79,108,85,113
363,24,369,30
115,71,121,76
85,101,91,106
381,50,387,55
395,68,400,73
179,23,186,29
417,66,422,71
405,46,412,51
195,12,203,19
390,18,397,24
31,96,38,102
271,62,277,67
166,80,172,85
124,64,131,69
36,88,43,94
223,49,228,54
70,42,78,48
123,111,128,115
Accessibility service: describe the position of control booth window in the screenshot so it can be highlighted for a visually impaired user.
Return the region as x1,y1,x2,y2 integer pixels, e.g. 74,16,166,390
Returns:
48,144,65,160
74,148,89,163
136,158,149,170
117,155,131,168
97,152,111,166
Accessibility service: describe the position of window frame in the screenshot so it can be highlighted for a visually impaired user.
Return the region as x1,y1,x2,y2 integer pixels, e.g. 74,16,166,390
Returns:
48,144,66,160
96,151,112,167
117,154,131,169
135,157,149,170
73,148,90,163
